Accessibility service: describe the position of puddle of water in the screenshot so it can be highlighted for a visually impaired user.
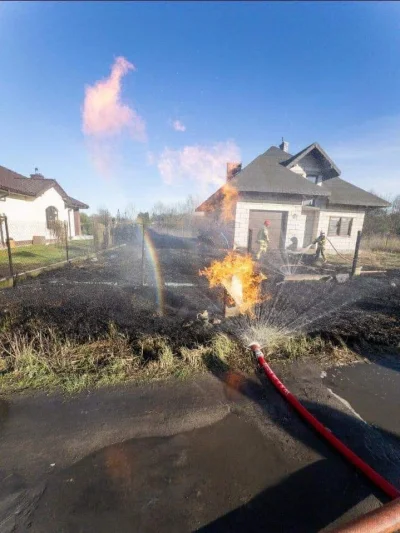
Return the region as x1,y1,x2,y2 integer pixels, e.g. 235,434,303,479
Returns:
13,409,380,533
15,414,286,532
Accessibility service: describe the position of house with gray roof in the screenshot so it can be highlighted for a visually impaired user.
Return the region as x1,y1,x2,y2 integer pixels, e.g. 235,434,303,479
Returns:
0,164,89,245
196,140,389,253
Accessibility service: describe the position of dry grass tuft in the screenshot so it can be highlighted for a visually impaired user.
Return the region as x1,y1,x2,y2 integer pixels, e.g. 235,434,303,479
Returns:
180,345,209,370
0,318,357,394
327,237,400,270
137,334,174,364
362,234,400,254
267,332,356,365
0,324,140,393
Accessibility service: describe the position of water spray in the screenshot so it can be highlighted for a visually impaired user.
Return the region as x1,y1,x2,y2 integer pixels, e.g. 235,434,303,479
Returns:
248,341,400,501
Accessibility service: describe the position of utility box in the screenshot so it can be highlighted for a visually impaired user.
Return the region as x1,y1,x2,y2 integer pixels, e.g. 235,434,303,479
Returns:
32,236,46,245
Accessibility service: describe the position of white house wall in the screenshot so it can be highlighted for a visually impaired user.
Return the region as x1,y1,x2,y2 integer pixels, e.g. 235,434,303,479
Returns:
234,200,307,249
0,187,74,243
288,155,366,252
317,206,365,252
290,164,306,178
68,207,75,237
234,199,365,254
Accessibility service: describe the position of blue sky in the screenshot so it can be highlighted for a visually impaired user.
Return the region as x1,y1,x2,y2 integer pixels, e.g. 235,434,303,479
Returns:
1,1,400,214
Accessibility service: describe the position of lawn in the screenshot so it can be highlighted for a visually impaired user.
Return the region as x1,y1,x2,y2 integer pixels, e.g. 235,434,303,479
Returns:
327,249,400,271
0,239,94,278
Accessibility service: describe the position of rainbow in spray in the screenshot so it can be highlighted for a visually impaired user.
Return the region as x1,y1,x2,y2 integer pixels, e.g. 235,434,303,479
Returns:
143,231,165,315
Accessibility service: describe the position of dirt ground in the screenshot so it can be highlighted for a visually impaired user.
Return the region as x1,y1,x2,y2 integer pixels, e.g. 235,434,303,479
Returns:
0,238,226,350
2,361,400,533
1,231,400,532
0,231,399,359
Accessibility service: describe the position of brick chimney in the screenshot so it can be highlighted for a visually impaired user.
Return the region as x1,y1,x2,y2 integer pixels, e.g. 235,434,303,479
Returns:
279,139,289,153
30,167,45,179
227,162,242,181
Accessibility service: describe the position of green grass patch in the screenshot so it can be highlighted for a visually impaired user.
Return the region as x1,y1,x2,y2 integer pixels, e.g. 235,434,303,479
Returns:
0,240,94,277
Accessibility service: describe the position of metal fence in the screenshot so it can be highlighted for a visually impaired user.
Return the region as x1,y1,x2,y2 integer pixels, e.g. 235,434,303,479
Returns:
0,215,132,283
0,213,234,287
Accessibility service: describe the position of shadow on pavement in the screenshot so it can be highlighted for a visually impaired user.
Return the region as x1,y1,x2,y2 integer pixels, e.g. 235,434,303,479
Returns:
197,458,367,533
199,358,400,532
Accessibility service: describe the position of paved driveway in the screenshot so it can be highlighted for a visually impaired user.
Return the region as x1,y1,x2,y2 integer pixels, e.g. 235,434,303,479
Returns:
1,359,399,532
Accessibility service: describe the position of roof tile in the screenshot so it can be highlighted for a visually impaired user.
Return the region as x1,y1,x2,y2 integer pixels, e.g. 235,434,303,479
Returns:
196,144,390,211
0,164,89,209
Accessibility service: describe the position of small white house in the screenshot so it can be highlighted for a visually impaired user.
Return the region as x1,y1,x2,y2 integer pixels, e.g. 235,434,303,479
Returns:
0,165,89,245
196,141,390,253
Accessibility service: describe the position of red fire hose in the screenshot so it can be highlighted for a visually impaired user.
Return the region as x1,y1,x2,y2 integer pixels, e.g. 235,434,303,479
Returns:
249,343,400,501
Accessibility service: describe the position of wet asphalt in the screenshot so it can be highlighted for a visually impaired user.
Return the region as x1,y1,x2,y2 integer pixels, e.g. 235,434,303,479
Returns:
325,358,400,436
1,359,400,532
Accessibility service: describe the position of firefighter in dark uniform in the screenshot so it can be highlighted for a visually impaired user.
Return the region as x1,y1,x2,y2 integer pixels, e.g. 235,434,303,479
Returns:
313,230,327,262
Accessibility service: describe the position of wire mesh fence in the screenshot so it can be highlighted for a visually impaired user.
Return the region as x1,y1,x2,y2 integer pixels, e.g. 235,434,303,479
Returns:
0,211,235,288
0,216,139,282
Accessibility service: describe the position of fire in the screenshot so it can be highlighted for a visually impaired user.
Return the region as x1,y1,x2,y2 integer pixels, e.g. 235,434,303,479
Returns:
200,251,267,315
221,182,238,222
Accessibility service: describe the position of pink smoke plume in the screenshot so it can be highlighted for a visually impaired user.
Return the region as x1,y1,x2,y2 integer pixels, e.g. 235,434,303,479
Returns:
82,56,146,141
158,141,241,191
82,56,146,177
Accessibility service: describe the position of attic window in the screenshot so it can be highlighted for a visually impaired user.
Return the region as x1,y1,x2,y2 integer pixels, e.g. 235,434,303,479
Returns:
328,216,353,237
306,175,319,184
302,199,316,207
46,206,58,229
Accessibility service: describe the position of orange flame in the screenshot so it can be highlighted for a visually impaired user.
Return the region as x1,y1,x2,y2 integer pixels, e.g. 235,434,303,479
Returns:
221,182,238,222
200,251,267,315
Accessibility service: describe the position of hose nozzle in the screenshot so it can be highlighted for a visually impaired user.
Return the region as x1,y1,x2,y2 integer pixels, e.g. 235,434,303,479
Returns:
248,342,263,358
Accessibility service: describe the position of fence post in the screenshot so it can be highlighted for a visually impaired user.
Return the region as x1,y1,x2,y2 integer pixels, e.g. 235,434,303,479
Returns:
351,230,362,277
141,222,145,286
247,229,253,253
223,287,227,316
64,221,69,262
3,216,14,283
93,220,98,253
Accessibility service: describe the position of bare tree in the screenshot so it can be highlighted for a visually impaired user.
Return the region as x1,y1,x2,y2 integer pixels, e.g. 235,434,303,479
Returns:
150,195,200,236
124,202,137,221
364,191,400,237
391,194,400,214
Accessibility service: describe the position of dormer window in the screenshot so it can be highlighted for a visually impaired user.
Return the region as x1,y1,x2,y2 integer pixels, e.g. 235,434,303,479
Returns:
306,175,319,184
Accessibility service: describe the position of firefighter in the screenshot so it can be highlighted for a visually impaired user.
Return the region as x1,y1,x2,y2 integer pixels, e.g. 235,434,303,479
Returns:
313,230,327,262
256,219,270,260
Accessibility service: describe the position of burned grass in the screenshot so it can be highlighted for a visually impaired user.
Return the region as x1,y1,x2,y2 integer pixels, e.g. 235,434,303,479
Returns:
0,243,399,393
0,280,334,393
